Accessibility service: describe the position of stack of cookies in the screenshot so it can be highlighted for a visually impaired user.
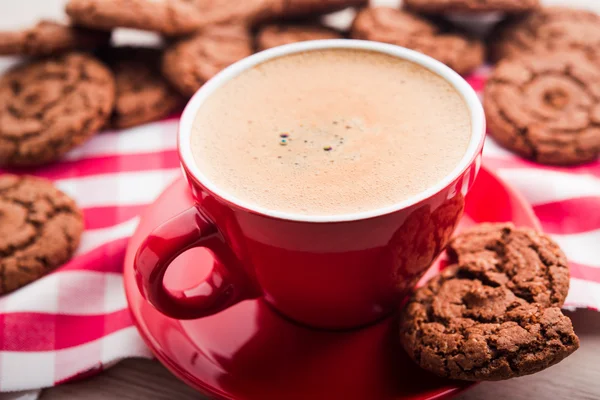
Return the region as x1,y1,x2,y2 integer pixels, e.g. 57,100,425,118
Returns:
0,19,182,168
0,174,84,294
485,7,600,165
3,0,599,169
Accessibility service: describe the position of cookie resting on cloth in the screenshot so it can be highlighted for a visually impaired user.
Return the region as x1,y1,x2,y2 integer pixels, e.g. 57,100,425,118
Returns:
351,7,484,75
491,6,600,62
484,52,600,165
0,52,115,167
0,175,84,294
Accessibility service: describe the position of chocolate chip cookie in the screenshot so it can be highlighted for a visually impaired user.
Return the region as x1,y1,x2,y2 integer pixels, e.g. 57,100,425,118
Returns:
0,52,115,167
404,0,539,14
256,24,343,51
161,25,253,97
351,7,484,75
400,223,578,381
102,47,183,129
65,0,204,36
484,52,600,165
0,175,84,294
0,20,110,57
491,7,600,63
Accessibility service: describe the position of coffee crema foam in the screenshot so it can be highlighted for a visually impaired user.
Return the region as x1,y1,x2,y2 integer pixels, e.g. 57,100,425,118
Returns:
191,49,472,216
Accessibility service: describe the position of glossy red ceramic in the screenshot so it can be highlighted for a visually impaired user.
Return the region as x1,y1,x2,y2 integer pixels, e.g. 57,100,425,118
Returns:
124,167,541,400
135,160,481,328
134,40,487,329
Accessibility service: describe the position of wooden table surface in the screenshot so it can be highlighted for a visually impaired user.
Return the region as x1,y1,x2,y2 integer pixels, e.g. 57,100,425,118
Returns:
40,309,600,400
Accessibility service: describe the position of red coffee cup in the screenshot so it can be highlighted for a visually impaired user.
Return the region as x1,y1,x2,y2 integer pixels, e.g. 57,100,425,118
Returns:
135,40,486,329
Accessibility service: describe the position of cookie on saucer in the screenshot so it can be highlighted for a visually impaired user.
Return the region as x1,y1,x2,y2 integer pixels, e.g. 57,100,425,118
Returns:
0,52,115,167
491,7,600,62
0,175,84,294
400,223,578,381
65,0,204,36
0,20,110,56
484,51,600,165
102,47,184,129
351,7,484,75
256,24,343,51
161,25,253,97
404,0,539,14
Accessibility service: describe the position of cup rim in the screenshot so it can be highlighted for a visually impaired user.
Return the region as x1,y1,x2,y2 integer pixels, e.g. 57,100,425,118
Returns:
178,39,486,223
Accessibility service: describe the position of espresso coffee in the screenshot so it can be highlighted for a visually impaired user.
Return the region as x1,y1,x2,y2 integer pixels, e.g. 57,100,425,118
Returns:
191,49,472,216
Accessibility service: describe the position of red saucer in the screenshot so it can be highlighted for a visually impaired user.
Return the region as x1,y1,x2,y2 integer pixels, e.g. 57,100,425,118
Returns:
123,167,540,400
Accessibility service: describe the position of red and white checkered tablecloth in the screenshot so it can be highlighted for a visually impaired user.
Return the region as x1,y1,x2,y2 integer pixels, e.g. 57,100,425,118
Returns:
1,68,600,393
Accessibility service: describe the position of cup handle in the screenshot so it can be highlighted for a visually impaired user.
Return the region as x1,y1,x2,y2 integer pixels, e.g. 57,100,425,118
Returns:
134,205,248,319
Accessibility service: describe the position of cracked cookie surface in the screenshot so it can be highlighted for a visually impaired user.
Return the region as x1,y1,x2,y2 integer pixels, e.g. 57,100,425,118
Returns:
350,7,484,75
256,24,342,51
404,0,539,14
66,0,365,35
491,7,600,63
484,52,600,165
102,47,183,129
66,0,204,36
0,20,110,57
0,175,84,294
448,223,570,306
0,52,115,167
161,25,253,97
400,223,578,381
